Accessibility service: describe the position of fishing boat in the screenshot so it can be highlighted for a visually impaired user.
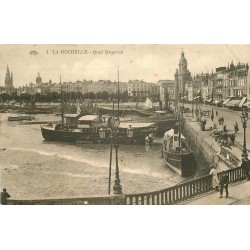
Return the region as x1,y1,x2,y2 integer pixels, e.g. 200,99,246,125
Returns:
41,114,156,144
162,110,196,177
8,115,34,121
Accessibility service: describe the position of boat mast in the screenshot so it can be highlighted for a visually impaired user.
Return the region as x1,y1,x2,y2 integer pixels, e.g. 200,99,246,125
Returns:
60,75,64,128
178,93,181,150
117,67,120,117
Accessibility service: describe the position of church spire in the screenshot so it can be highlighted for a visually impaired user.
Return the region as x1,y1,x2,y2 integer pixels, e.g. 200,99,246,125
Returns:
5,65,10,78
5,65,13,90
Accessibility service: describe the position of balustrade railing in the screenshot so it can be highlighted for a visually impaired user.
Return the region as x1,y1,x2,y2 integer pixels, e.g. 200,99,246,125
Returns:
125,166,246,205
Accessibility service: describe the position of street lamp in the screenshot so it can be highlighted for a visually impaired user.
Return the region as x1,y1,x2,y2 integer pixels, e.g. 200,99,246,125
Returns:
112,116,123,194
240,108,248,161
192,97,194,118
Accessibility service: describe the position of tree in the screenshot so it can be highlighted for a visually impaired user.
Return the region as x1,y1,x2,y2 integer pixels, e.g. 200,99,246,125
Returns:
0,92,11,102
121,91,128,102
50,91,60,102
20,93,31,102
88,92,96,99
102,91,110,101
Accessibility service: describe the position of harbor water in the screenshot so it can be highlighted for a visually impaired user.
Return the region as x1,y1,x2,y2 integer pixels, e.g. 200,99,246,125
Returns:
0,113,182,200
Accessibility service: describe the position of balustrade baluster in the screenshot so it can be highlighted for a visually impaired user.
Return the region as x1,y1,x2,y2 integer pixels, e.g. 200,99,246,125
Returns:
160,192,164,204
141,195,144,205
176,187,179,200
191,182,194,194
135,196,139,205
169,189,172,203
157,193,160,205
165,191,168,204
152,194,155,205
172,188,176,202
129,196,133,205
147,195,150,205
184,185,187,198
196,179,201,193
194,181,197,194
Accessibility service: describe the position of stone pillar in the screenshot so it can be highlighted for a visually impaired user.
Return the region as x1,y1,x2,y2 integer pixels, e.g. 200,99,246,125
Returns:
110,194,126,205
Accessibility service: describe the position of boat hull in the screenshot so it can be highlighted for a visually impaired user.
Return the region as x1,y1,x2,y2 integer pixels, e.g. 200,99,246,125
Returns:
41,126,79,142
8,116,34,121
41,125,151,145
162,149,196,177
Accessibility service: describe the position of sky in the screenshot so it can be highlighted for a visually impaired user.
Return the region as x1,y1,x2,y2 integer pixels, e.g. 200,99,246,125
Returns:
0,44,249,87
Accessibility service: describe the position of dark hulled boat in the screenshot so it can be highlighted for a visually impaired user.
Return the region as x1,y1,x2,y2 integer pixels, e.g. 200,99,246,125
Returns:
162,104,196,177
162,129,196,177
41,114,157,145
8,115,34,121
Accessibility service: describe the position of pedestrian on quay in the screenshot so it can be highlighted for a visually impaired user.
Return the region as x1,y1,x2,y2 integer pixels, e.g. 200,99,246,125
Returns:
219,171,229,198
234,122,239,134
211,113,214,122
241,159,250,180
216,110,218,116
221,116,224,125
209,166,219,191
1,188,11,205
223,124,227,133
230,133,235,146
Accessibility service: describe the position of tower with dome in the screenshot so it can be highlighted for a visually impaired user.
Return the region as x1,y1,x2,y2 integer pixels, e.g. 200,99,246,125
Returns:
36,72,42,84
174,51,192,100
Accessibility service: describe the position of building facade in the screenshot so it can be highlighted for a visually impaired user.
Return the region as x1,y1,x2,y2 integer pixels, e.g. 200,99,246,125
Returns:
157,80,175,107
127,80,156,100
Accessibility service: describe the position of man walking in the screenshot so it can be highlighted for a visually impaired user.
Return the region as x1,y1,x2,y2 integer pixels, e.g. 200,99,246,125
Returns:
211,113,214,122
219,172,229,198
230,133,235,146
234,122,239,134
1,188,11,205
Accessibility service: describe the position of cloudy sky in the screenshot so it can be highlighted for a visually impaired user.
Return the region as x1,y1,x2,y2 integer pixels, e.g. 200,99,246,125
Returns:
0,44,249,87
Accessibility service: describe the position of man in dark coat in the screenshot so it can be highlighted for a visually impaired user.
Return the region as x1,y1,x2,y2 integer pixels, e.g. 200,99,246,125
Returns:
234,122,239,134
241,159,250,180
230,133,235,146
219,172,229,198
1,188,11,205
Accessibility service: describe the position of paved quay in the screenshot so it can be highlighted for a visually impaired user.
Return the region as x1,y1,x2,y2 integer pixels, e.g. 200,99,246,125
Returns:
181,110,250,205
181,180,250,205
184,111,246,166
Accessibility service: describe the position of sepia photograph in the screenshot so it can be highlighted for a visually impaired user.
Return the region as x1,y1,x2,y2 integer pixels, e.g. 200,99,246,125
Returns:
1,44,250,205
1,1,250,250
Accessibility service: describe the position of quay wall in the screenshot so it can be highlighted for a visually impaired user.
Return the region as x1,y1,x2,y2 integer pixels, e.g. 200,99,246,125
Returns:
182,121,217,176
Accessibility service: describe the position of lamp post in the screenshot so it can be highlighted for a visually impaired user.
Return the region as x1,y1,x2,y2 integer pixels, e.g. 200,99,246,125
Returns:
112,116,122,194
240,108,248,161
192,96,194,118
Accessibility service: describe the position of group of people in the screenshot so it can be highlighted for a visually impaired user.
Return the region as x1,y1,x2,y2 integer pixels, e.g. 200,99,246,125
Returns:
210,115,239,149
145,134,153,146
209,167,229,198
218,116,224,125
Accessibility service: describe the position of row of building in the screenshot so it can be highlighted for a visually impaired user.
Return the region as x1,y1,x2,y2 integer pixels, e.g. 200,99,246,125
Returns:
1,52,249,108
174,51,249,109
2,71,162,101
